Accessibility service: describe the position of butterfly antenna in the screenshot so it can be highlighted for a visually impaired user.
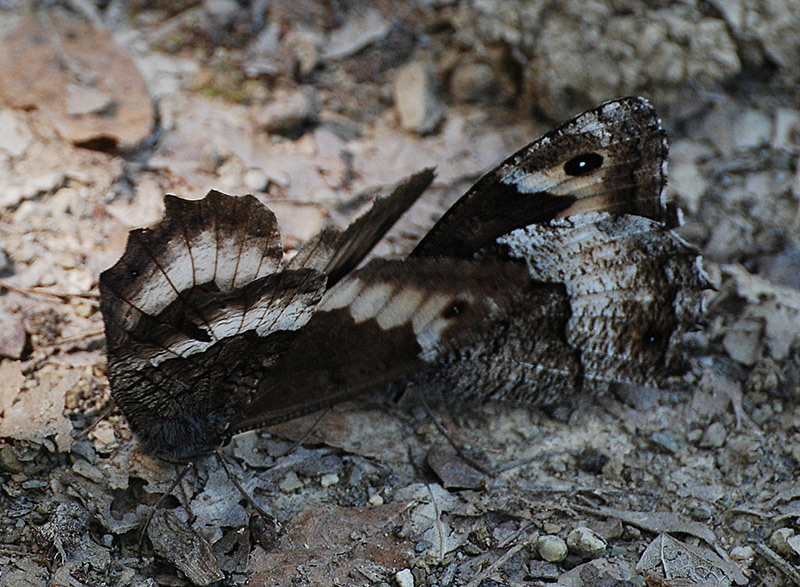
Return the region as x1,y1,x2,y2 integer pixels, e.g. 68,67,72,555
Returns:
421,398,494,477
74,402,117,441
215,450,283,549
274,407,332,458
137,461,194,557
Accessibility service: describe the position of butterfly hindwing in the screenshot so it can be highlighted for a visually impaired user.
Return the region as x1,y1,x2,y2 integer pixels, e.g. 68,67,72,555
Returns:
231,257,535,434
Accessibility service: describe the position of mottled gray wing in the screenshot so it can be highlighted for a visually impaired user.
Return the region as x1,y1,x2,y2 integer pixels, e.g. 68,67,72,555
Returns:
413,97,670,259
496,212,706,389
412,97,707,401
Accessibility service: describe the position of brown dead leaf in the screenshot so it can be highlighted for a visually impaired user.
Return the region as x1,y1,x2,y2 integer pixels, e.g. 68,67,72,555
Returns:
427,445,486,490
0,14,154,150
637,534,744,587
247,502,412,586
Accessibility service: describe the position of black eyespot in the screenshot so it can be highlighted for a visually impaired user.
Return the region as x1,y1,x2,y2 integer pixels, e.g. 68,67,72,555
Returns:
564,152,604,176
442,299,469,319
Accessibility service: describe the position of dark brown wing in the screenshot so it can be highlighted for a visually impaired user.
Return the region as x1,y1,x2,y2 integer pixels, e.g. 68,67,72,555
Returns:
229,257,535,435
412,97,670,258
99,191,329,460
100,172,435,460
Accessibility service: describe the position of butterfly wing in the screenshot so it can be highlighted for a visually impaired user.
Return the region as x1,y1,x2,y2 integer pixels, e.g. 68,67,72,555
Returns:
413,97,670,259
413,97,707,396
289,169,434,285
100,173,435,460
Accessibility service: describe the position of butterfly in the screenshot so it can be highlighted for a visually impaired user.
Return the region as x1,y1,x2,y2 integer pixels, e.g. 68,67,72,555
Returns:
99,96,706,462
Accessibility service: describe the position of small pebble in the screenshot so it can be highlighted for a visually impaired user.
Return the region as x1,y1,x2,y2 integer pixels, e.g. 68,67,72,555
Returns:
785,534,800,556
733,109,772,149
566,527,607,559
622,525,641,540
770,527,795,556
651,431,680,453
72,460,105,484
731,517,752,533
730,545,755,562
536,535,568,562
368,492,384,506
686,429,703,443
243,168,269,192
393,61,443,135
699,422,727,448
542,522,562,534
751,404,773,425
528,560,560,580
395,568,414,587
414,540,432,553
320,473,339,487
279,471,304,492
256,89,314,135
690,506,712,521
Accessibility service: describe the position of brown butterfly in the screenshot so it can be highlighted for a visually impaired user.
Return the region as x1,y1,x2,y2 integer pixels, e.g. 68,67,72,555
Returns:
99,97,706,462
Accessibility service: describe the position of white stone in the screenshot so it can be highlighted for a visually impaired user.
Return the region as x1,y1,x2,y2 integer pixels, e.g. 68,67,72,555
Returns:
395,568,414,587
733,109,773,149
320,473,339,487
566,527,607,558
536,535,568,562
279,471,304,492
393,62,444,135
773,107,800,149
243,168,269,192
0,110,32,157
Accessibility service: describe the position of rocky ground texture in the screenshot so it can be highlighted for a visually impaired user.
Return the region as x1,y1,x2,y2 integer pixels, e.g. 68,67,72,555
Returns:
1,1,800,586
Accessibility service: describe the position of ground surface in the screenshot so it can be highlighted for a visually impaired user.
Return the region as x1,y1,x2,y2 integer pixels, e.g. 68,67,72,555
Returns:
1,1,800,586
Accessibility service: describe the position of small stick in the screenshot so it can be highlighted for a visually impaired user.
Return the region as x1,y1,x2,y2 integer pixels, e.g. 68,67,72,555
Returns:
754,542,800,586
463,530,538,587
74,403,116,441
0,279,99,302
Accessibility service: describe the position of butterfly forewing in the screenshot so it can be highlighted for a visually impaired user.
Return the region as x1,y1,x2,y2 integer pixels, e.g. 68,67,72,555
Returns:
413,97,669,258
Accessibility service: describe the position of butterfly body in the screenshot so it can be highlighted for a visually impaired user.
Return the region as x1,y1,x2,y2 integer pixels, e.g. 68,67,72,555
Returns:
99,97,707,462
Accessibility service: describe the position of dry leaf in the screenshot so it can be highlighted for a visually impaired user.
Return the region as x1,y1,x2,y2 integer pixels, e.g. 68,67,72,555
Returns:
0,365,75,451
0,14,154,150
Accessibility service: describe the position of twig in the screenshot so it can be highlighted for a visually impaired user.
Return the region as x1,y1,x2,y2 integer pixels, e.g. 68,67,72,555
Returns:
74,402,116,441
463,530,539,587
0,279,99,303
754,542,800,586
